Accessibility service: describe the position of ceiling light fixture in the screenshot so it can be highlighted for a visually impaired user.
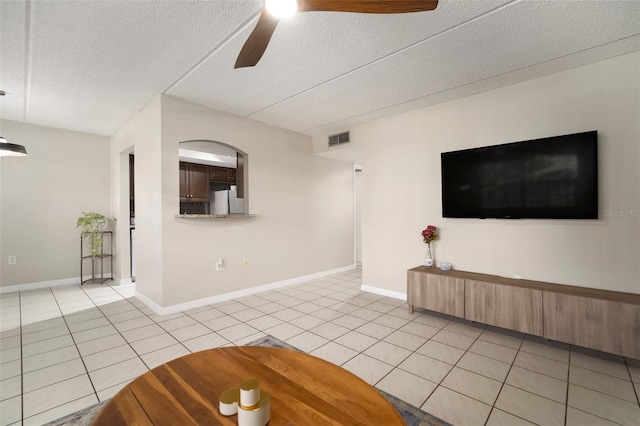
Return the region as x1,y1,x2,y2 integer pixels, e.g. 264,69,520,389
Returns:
0,89,27,157
0,136,28,157
265,0,298,19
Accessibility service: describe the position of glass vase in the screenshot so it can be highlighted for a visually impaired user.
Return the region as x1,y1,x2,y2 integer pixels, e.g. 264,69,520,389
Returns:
425,242,434,268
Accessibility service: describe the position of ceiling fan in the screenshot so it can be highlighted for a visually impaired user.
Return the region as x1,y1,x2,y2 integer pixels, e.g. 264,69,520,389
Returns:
235,0,439,68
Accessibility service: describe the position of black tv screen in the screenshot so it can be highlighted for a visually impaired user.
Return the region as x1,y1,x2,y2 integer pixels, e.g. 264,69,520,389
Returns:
441,131,598,219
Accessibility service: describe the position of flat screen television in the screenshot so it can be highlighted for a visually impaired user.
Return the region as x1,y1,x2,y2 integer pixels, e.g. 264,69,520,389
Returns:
441,131,598,219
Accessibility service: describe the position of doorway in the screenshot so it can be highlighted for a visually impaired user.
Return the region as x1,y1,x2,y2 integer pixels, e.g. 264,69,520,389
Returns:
355,164,362,265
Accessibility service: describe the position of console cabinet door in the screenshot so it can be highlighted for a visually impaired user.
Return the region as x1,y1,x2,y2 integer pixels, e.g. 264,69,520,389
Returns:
465,280,543,336
407,271,464,318
544,292,640,359
465,280,496,325
496,285,543,336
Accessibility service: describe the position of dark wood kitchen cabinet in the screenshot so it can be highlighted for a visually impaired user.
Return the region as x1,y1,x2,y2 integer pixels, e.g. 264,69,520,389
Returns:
129,154,135,218
210,166,236,184
236,153,245,198
180,162,210,202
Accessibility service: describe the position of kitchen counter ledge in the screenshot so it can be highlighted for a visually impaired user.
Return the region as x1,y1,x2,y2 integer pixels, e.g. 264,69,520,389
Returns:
175,214,256,219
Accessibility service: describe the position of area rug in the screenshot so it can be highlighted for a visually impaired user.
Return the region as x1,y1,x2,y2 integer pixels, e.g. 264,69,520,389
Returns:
44,335,450,426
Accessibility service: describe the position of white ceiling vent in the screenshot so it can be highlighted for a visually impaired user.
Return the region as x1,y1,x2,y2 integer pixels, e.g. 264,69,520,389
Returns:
328,131,350,147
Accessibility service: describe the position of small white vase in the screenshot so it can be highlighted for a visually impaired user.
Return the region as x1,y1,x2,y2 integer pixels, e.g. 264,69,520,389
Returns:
425,242,434,268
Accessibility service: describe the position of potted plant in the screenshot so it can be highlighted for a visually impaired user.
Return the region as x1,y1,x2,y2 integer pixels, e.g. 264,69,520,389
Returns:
77,212,114,256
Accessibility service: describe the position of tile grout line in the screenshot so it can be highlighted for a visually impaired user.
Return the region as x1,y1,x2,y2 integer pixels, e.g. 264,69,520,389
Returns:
303,292,383,359
404,318,578,421
624,358,640,406
182,302,253,348
109,299,200,369
567,382,640,406
565,346,573,425
568,406,627,426
19,290,24,425
184,287,328,345
75,285,153,394
9,268,636,426
371,314,453,408
50,286,100,405
390,316,522,413
482,332,525,426
168,274,632,424
90,289,216,378
11,274,410,422
270,280,378,367
430,322,488,414
19,287,95,422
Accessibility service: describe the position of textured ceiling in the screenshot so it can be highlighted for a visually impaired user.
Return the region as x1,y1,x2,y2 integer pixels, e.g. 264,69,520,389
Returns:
1,0,639,138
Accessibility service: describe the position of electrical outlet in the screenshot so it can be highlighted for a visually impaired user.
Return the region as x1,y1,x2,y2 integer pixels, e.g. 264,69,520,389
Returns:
216,258,224,272
8,255,16,265
243,258,249,268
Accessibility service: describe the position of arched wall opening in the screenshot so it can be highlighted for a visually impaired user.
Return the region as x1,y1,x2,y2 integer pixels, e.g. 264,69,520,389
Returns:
178,140,248,215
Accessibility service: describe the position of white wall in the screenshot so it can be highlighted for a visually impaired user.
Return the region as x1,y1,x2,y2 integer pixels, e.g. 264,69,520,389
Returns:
110,96,163,303
355,168,363,263
109,95,354,307
1,120,110,287
314,52,640,295
159,96,354,306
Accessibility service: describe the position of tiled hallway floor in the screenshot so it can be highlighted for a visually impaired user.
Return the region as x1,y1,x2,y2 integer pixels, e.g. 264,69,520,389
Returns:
1,267,639,425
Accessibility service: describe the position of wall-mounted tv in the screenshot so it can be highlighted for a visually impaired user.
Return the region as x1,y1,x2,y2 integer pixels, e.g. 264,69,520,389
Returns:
441,131,598,219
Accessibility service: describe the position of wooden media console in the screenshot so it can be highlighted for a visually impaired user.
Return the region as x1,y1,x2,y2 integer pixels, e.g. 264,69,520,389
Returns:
408,266,640,359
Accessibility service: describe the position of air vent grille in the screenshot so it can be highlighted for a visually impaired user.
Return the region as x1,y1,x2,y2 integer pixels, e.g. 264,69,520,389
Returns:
328,131,350,147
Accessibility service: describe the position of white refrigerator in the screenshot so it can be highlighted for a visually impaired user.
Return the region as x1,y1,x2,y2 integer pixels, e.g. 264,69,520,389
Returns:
212,188,244,214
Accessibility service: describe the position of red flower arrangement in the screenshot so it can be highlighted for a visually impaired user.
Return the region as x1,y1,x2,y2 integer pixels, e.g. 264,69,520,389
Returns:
421,225,438,244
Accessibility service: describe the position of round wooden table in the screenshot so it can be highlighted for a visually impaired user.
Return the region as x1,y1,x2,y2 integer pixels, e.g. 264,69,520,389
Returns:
92,346,405,425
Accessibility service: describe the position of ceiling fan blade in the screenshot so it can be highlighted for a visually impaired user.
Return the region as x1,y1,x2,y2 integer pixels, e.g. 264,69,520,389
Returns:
299,0,438,14
235,11,280,69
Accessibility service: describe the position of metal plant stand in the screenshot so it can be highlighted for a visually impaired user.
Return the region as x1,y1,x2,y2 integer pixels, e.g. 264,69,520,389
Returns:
80,231,113,285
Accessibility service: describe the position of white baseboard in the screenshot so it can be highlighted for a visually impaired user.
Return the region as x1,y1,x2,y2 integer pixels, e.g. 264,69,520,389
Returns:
134,291,165,314
0,275,117,294
137,264,356,316
0,277,79,294
112,276,133,286
360,284,407,301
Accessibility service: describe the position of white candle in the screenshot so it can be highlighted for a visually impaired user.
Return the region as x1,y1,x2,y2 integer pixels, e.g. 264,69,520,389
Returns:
240,378,261,408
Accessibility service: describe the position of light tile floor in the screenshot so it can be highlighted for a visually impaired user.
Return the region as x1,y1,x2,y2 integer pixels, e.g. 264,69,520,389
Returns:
1,267,639,425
